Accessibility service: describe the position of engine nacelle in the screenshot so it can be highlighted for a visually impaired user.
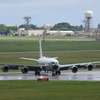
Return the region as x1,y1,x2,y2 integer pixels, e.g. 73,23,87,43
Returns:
87,64,93,71
2,65,9,72
71,66,78,73
21,67,29,74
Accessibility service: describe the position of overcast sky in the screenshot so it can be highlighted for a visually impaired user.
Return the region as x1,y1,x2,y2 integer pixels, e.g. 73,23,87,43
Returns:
0,0,100,27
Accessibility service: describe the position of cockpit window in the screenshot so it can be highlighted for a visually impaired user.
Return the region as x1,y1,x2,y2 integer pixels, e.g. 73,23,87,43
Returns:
51,62,55,64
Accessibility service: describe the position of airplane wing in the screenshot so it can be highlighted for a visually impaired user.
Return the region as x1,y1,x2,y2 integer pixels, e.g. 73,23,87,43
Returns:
60,61,100,67
59,61,100,72
0,64,47,74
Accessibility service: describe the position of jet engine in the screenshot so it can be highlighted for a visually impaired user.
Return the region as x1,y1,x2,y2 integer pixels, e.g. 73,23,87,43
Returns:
21,67,29,74
2,65,9,72
71,66,78,73
87,64,93,71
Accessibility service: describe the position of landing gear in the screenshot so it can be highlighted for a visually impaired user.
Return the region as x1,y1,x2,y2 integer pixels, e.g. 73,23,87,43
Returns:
52,70,61,76
35,70,40,75
56,70,61,75
52,71,56,76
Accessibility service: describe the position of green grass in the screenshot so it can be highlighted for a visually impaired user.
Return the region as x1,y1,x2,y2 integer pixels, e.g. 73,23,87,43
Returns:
0,38,100,69
0,80,100,100
0,39,100,52
0,36,95,40
0,39,100,69
0,51,100,65
0,51,100,72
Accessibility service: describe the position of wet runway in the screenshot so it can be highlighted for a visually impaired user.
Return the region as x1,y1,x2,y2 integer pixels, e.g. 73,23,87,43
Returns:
0,69,100,81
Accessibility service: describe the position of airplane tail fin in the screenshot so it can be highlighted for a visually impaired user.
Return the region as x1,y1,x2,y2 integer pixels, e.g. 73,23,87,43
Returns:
38,37,43,58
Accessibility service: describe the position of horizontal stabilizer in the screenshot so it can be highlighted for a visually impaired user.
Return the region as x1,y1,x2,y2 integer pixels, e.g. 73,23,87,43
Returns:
20,57,38,62
52,57,58,59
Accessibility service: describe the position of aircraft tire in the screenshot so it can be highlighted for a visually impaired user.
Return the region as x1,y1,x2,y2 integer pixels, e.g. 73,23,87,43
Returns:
35,71,37,75
56,70,61,75
37,71,40,75
52,71,56,76
35,71,40,75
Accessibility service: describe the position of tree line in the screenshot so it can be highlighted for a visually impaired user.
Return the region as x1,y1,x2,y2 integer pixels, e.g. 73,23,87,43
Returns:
0,24,17,35
51,22,83,31
0,22,84,35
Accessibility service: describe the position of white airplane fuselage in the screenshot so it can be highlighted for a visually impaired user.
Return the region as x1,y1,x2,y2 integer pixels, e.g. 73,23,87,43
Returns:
37,57,59,64
37,57,60,71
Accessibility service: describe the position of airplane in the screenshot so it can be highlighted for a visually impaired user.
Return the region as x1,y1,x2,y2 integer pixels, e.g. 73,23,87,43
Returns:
1,38,100,76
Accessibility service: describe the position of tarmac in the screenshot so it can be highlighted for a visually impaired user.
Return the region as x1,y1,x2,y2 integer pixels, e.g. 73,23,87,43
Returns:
0,69,100,81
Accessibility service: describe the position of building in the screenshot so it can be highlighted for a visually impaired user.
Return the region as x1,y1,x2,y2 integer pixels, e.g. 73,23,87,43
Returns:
15,28,74,36
47,30,74,36
15,28,44,36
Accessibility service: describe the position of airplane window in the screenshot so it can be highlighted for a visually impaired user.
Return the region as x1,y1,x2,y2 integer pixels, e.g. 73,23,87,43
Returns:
51,62,55,64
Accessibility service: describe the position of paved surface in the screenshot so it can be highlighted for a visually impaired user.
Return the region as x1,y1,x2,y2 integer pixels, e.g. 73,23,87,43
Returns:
0,69,100,81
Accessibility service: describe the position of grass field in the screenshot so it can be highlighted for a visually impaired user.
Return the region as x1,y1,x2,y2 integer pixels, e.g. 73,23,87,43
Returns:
0,37,100,65
0,80,100,100
0,37,100,100
0,38,100,70
0,51,100,65
0,36,95,40
0,38,99,52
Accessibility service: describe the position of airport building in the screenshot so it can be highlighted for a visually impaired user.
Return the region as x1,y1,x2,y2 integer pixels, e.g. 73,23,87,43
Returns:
15,28,74,36
46,30,74,36
82,28,100,36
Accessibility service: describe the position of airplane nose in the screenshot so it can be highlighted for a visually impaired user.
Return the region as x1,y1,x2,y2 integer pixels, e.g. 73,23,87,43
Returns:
52,64,58,70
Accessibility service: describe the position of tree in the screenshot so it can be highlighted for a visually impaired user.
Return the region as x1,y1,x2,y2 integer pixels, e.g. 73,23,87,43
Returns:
51,22,84,31
7,26,18,34
0,24,7,35
0,24,17,35
51,22,71,30
19,24,38,30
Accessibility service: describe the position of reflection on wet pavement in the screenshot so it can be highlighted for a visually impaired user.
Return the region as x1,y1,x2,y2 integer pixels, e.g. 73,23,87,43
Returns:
0,70,100,81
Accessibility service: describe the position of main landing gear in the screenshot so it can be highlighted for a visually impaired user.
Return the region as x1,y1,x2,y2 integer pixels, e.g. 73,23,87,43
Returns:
35,70,40,75
52,70,61,76
34,70,61,76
